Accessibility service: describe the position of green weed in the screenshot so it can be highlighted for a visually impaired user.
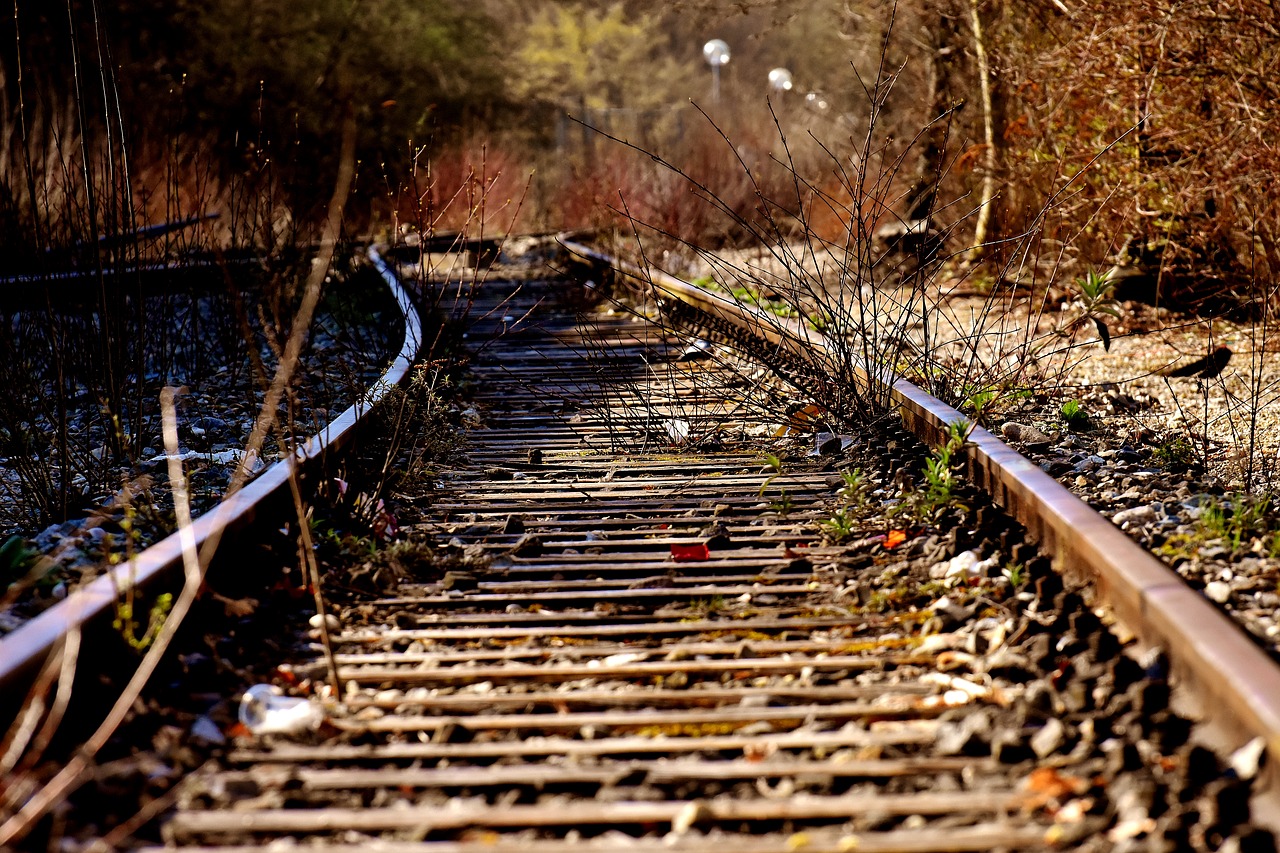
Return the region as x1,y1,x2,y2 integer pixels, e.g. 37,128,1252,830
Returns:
1070,269,1121,351
0,535,41,588
1002,562,1027,588
113,592,174,651
819,506,858,544
1198,493,1272,553
1154,435,1195,469
894,419,973,522
835,468,868,512
688,595,726,615
819,468,869,543
1059,399,1090,431
965,388,997,420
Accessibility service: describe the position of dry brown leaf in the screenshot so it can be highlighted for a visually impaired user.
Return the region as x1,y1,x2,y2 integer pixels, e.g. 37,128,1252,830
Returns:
210,592,259,618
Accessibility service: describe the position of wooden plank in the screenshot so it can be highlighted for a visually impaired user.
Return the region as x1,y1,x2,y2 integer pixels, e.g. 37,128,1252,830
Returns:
437,474,829,490
400,573,816,595
140,824,1052,852
442,536,829,552
342,685,938,712
430,499,826,516
470,547,841,566
438,516,820,532
217,756,989,791
429,499,815,515
354,608,824,629
448,462,768,476
333,701,947,734
338,654,921,686
370,583,817,608
439,486,823,502
165,791,1026,836
326,637,922,667
447,557,820,578
336,615,886,643
227,729,939,764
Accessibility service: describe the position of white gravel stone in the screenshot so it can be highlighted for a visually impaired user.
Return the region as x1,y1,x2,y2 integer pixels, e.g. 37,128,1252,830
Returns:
931,549,978,580
1204,581,1232,604
1230,736,1266,780
1001,422,1053,446
308,613,341,632
1031,717,1067,758
1112,505,1157,526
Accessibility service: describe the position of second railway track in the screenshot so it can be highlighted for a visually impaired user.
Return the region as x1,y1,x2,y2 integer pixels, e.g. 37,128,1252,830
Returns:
132,252,1277,850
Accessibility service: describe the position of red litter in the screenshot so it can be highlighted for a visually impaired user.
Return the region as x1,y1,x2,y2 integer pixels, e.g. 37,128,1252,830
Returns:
670,542,711,562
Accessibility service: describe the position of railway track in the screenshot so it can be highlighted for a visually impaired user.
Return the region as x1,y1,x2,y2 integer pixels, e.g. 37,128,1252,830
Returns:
0,249,421,697
2,242,1280,849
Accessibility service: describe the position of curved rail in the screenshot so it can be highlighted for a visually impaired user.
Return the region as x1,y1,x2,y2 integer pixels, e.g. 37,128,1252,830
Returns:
0,247,421,697
562,239,1280,791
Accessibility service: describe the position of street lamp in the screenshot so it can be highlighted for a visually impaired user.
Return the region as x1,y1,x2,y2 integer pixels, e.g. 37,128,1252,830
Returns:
702,39,730,103
767,68,793,94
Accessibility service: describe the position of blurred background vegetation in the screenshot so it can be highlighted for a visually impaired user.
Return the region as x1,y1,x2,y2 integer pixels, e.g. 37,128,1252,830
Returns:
2,0,1278,535
0,0,1275,295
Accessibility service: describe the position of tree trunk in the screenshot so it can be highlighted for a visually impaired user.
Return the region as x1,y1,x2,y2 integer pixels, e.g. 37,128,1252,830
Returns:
966,0,997,264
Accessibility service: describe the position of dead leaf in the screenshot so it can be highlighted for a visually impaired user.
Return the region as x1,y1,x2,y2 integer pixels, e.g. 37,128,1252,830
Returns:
1023,766,1090,811
211,592,259,618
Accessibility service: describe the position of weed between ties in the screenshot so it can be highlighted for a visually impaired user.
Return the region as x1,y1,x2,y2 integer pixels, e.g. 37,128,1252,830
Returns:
819,468,869,545
892,419,974,524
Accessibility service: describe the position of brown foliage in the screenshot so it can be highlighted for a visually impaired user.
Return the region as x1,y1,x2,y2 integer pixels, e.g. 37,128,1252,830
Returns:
997,0,1280,302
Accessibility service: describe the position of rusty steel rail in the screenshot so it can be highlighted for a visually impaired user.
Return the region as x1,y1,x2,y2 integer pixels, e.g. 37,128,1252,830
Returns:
561,239,1280,793
0,247,422,698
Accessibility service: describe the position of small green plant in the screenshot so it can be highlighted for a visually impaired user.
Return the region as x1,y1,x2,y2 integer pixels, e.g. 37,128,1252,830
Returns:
688,595,726,615
113,592,174,651
759,452,784,481
970,271,997,295
1153,435,1195,469
760,452,789,515
1070,268,1122,351
819,468,869,543
1198,493,1272,553
835,468,868,512
1059,399,1090,431
820,506,858,543
0,535,42,587
1002,562,1027,588
964,388,998,423
923,420,973,511
895,419,973,522
806,309,834,334
863,590,890,613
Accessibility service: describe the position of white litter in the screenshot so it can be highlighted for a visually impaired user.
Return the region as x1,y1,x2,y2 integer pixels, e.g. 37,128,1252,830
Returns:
665,419,692,444
238,684,325,736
